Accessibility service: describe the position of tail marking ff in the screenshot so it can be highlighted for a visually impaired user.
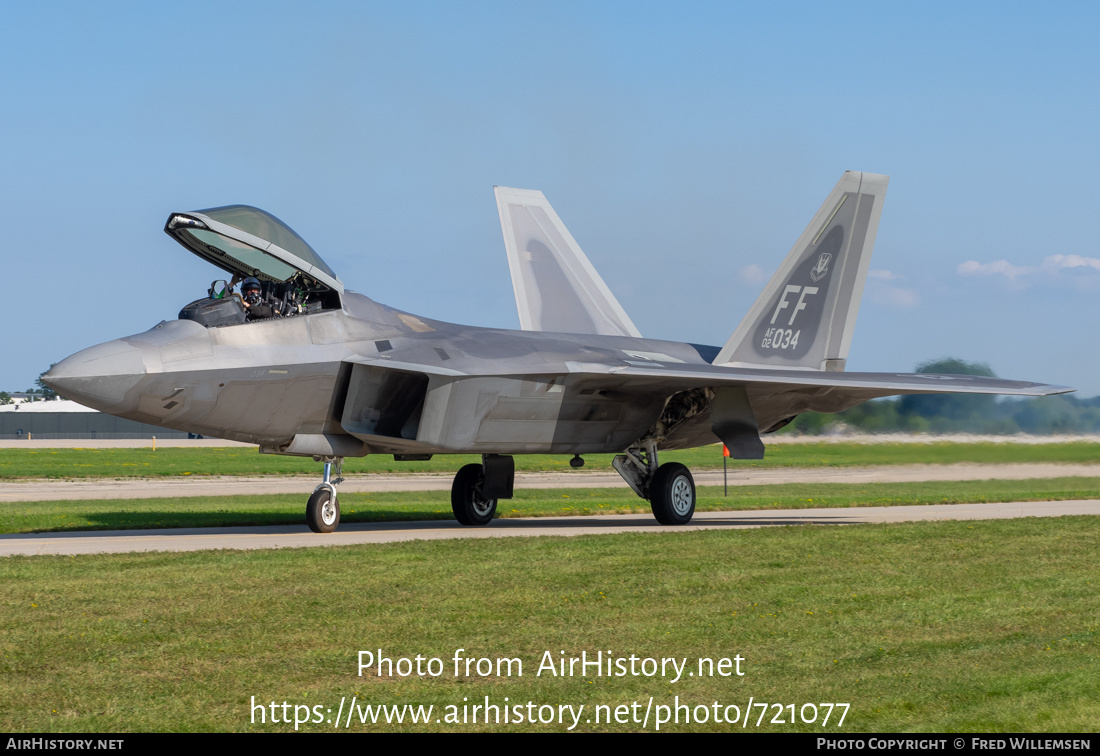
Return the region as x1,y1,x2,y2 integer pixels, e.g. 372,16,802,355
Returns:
714,171,889,371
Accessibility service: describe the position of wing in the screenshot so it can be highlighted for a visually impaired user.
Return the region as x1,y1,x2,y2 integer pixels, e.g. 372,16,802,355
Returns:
494,186,642,338
560,360,1072,455
337,350,1071,458
562,361,1069,399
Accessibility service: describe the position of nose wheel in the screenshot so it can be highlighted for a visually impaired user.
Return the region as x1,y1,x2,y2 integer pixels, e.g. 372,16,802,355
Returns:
306,456,343,533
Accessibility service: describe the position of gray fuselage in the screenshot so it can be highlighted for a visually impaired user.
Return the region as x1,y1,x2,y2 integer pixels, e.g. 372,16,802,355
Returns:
46,292,735,458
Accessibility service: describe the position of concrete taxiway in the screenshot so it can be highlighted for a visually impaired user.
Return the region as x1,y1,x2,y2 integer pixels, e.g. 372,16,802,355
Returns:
3,499,1098,556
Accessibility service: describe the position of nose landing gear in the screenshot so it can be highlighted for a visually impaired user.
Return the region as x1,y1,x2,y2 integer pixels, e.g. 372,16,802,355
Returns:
306,456,344,533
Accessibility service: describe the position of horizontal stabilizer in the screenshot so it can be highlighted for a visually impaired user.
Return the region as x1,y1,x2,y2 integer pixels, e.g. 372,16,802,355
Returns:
715,171,889,371
495,186,642,338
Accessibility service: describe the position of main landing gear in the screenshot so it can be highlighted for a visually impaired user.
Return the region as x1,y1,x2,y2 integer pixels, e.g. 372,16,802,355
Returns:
306,456,343,533
450,454,515,526
451,464,497,525
613,442,696,525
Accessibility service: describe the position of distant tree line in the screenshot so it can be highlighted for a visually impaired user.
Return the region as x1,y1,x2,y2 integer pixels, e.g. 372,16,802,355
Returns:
1,366,59,403
777,358,1100,435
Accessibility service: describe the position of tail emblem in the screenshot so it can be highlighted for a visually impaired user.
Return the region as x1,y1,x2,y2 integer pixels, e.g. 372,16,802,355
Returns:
809,252,832,283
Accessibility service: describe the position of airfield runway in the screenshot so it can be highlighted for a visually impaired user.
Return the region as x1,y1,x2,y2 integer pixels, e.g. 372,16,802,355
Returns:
3,499,1098,556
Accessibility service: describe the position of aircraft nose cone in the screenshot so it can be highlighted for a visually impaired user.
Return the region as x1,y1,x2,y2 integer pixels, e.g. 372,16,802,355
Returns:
43,339,148,411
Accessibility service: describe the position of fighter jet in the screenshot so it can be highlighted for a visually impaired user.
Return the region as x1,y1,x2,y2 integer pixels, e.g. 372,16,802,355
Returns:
43,172,1071,533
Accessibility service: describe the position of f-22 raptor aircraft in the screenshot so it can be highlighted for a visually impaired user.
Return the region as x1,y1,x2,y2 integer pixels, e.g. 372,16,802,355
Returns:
44,172,1070,532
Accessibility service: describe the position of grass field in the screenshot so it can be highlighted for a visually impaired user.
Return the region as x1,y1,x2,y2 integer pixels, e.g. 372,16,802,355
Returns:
3,477,1100,534
2,441,1098,479
2,516,1097,732
4,442,1097,733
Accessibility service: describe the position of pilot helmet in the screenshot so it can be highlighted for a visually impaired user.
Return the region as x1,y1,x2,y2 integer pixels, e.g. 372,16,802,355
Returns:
242,277,262,303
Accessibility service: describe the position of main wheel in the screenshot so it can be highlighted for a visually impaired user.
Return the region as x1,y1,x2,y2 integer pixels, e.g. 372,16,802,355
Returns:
451,463,497,526
650,462,695,525
306,486,340,533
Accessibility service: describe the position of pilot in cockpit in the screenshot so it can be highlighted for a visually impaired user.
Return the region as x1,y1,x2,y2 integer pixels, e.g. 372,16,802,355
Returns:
241,276,277,320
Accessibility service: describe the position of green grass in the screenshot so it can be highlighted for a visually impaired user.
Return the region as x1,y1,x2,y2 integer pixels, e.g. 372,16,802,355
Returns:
2,441,1099,479
2,517,1097,732
4,477,1099,534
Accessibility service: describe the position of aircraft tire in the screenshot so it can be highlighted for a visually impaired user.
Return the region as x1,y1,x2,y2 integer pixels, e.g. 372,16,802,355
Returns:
650,462,695,525
306,486,340,533
451,463,497,526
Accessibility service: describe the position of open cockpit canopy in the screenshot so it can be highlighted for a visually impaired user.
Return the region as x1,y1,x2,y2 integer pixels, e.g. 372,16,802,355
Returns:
165,205,343,295
167,205,343,327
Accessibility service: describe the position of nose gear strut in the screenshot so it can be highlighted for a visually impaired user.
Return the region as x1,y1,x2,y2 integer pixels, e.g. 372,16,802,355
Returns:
306,455,344,533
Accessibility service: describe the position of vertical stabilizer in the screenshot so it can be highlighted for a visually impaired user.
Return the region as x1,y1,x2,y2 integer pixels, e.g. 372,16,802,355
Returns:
714,171,888,371
495,186,642,338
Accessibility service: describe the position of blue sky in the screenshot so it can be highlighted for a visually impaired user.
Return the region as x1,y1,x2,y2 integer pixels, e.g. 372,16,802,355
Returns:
3,1,1097,395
